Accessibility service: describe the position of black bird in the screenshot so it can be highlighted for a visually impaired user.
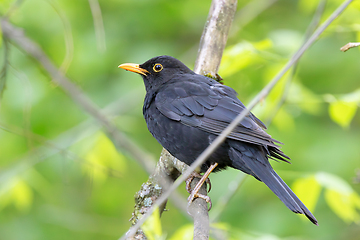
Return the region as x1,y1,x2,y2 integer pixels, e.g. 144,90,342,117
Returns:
119,55,317,225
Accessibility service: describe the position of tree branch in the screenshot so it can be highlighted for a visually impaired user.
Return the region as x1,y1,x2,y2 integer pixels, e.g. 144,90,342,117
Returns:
194,0,237,78
119,0,354,239
191,1,237,239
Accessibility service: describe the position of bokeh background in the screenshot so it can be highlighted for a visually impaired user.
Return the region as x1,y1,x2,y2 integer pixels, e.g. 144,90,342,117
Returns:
0,0,359,239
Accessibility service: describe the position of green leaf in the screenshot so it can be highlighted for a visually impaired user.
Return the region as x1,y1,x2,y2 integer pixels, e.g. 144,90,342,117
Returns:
329,100,357,128
142,207,164,240
219,40,272,78
325,190,360,223
0,178,33,212
298,0,321,13
292,175,321,212
272,108,295,132
168,224,193,240
316,172,360,224
83,132,126,184
12,179,33,211
315,172,352,194
288,81,322,115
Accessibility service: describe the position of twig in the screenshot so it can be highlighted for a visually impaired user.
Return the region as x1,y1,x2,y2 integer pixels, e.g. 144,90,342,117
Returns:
8,64,34,149
118,0,353,238
46,0,74,74
0,37,10,99
340,42,360,52
221,0,326,210
88,0,106,52
265,0,326,125
3,0,25,18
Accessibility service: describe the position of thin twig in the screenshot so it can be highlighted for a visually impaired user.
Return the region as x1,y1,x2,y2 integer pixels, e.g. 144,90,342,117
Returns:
88,0,106,52
8,65,34,149
46,0,74,74
265,0,326,125
211,0,326,214
0,37,10,100
340,42,360,52
4,0,25,18
118,0,353,238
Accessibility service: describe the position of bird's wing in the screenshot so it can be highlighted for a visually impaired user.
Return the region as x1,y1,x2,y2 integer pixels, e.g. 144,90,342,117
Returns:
155,75,280,148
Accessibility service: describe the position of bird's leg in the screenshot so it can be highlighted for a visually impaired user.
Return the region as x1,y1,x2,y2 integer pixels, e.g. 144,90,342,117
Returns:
187,162,218,211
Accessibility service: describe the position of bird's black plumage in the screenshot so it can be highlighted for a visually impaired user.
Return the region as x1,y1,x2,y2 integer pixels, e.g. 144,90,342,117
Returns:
119,55,317,224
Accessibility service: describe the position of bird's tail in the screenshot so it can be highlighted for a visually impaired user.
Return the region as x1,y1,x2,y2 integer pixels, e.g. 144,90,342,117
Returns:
229,144,318,225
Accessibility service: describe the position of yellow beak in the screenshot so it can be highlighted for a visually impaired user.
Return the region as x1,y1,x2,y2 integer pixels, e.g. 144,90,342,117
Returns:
118,63,149,76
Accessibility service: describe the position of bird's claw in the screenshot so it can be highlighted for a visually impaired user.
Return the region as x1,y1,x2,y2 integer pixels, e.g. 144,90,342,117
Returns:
185,171,213,211
185,172,212,193
187,191,212,211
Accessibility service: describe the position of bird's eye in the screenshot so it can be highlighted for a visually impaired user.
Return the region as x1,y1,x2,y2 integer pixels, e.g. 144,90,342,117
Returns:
153,63,163,72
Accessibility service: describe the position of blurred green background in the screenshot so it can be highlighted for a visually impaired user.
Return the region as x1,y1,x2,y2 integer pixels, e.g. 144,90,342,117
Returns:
0,0,359,239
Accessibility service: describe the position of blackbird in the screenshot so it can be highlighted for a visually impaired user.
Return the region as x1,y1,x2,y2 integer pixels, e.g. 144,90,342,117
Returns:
119,55,317,225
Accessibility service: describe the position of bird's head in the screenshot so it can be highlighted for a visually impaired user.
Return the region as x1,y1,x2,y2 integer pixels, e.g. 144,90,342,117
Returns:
119,55,193,91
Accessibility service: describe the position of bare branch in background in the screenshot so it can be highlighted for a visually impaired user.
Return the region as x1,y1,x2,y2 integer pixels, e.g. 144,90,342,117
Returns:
88,0,107,52
265,0,327,125
46,0,74,73
0,38,10,100
340,42,360,52
3,0,25,18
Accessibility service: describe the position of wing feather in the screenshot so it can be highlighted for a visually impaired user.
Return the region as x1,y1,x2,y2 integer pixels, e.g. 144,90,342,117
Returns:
155,76,279,149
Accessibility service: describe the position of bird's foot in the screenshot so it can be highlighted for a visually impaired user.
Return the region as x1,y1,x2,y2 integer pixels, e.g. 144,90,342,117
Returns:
185,163,218,211
185,172,211,194
187,190,212,211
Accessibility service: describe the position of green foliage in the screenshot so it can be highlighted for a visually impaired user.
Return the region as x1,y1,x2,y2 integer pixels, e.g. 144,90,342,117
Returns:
0,177,33,212
293,172,360,224
142,207,165,240
328,89,360,128
292,175,321,213
168,224,194,240
0,0,359,240
82,132,126,184
329,99,357,128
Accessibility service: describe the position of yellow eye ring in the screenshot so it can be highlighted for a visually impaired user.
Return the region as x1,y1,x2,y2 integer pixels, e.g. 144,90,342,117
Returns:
153,63,163,72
